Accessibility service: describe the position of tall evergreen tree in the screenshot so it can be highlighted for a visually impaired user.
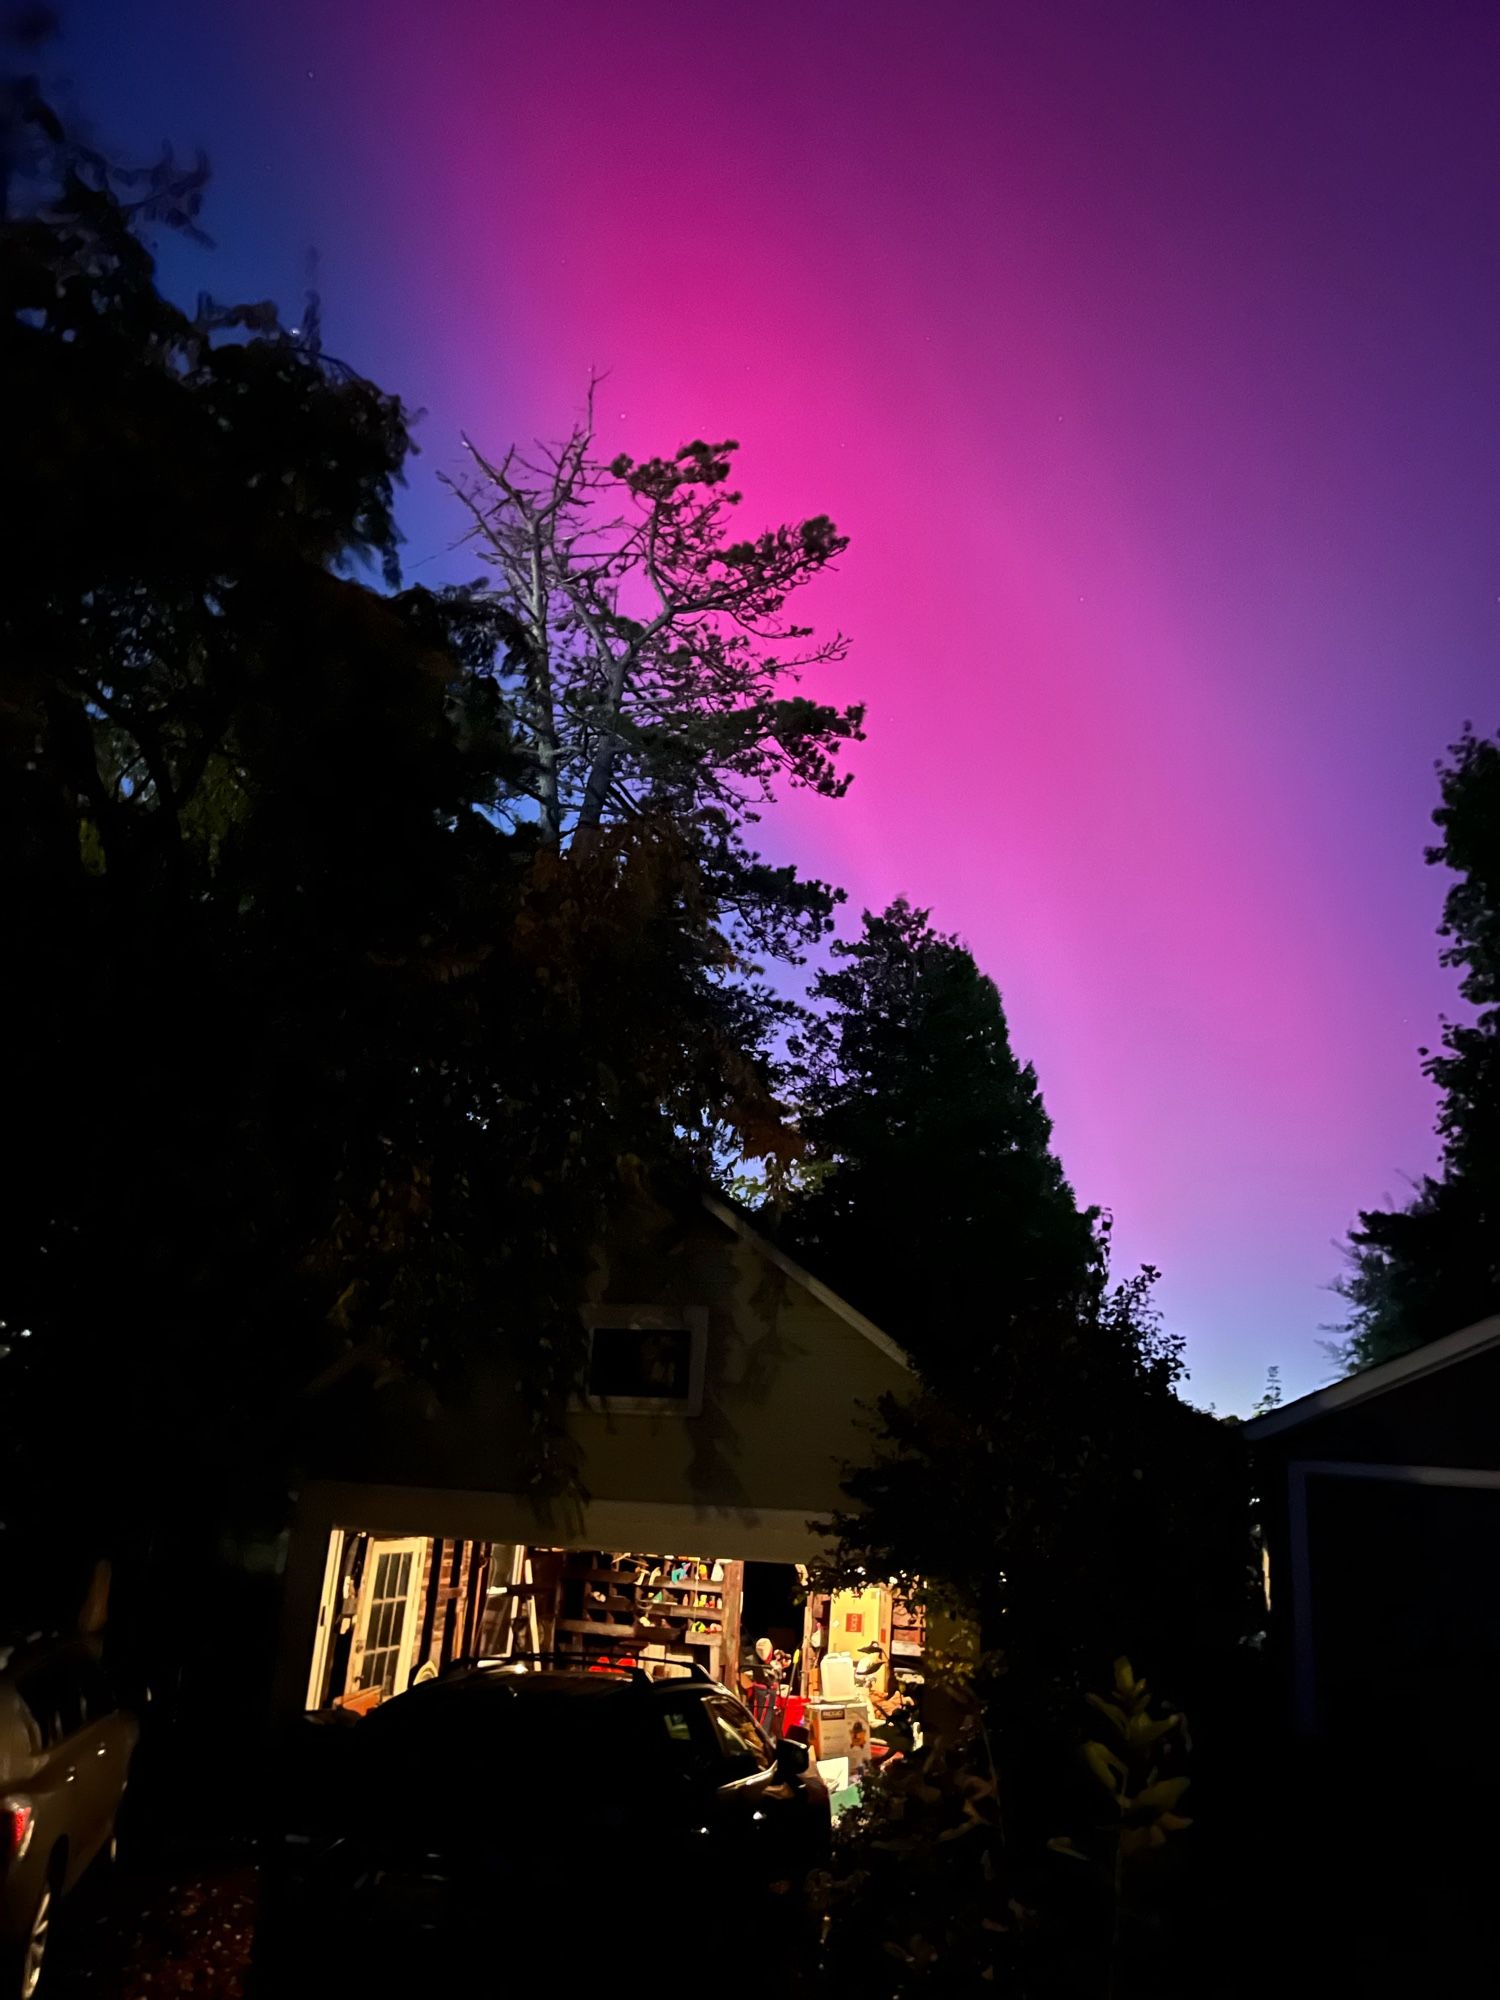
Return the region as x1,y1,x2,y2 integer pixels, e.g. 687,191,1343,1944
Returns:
782,898,1104,1383
779,901,1248,1749
1337,726,1500,1369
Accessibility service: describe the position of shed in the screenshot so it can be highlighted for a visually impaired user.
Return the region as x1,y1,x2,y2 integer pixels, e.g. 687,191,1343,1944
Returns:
1245,1313,1500,1756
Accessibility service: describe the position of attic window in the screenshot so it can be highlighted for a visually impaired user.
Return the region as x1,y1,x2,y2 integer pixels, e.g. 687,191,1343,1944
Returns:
578,1308,707,1416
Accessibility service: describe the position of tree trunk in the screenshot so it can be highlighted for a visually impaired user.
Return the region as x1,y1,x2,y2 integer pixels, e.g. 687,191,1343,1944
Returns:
526,541,563,842
577,646,633,828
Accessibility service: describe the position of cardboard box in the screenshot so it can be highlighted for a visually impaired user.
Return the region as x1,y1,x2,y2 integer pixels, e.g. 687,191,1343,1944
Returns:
808,1696,872,1763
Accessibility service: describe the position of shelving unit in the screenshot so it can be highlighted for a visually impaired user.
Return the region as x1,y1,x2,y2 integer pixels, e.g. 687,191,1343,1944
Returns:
553,1551,744,1684
892,1593,926,1661
804,1586,925,1696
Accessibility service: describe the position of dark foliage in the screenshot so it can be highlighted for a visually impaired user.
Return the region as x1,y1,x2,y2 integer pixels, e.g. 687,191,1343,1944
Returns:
1335,726,1500,1368
438,394,864,967
782,896,1104,1382
0,81,807,1625
778,903,1250,1759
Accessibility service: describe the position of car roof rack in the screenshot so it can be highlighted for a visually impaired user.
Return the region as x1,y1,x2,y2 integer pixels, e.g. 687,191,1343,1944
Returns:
439,1649,717,1687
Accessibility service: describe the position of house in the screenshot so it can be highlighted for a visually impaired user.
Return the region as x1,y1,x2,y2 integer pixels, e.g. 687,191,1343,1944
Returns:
1246,1312,1500,1759
274,1192,924,1727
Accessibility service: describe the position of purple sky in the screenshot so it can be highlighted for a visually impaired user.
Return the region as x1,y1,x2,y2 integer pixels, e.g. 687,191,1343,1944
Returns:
61,0,1500,1410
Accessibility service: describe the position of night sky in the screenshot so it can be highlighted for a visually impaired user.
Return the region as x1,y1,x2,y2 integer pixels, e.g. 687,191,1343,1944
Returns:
57,0,1500,1411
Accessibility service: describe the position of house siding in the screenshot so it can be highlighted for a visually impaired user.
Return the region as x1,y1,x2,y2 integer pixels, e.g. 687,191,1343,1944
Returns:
309,1210,910,1519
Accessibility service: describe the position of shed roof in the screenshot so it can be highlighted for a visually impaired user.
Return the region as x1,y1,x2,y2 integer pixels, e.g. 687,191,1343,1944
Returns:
1244,1313,1500,1443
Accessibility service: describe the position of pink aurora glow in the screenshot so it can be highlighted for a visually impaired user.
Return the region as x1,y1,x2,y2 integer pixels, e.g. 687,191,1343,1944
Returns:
70,0,1500,1407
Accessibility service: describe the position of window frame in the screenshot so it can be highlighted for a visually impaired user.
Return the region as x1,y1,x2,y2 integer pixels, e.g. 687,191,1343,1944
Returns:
574,1306,708,1417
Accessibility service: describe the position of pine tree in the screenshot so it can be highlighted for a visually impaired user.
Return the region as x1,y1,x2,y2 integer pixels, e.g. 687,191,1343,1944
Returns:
779,901,1248,1734
782,898,1104,1383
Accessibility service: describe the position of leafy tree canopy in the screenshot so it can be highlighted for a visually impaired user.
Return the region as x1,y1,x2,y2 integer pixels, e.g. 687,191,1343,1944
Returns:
0,71,825,1584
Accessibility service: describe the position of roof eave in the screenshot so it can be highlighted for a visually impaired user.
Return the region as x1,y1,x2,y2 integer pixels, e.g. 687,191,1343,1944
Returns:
700,1194,914,1374
1244,1312,1500,1442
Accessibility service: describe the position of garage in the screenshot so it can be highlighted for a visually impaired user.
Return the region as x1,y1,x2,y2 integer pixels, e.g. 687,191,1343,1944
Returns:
303,1526,926,1806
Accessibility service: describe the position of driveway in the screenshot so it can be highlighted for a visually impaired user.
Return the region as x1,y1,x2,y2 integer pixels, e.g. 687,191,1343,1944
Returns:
45,1852,257,1999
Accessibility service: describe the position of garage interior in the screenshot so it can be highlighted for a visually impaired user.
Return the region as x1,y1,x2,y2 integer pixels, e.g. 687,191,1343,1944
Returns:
303,1527,927,1804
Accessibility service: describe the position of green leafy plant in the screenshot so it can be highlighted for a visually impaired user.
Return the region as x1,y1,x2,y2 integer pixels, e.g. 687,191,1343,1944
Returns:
818,1725,1016,1991
1049,1658,1192,1996
1079,1657,1192,1859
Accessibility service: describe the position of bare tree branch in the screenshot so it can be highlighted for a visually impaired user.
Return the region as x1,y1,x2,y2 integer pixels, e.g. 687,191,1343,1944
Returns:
441,399,864,879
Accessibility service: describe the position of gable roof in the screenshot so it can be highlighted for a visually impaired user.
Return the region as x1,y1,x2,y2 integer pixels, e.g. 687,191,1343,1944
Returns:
700,1193,913,1373
1244,1312,1500,1442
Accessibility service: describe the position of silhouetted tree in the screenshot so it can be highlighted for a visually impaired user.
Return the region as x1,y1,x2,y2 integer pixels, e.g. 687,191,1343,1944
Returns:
440,388,864,961
1335,726,1500,1369
782,897,1103,1381
0,73,826,1632
776,903,1248,1780
1251,1365,1283,1417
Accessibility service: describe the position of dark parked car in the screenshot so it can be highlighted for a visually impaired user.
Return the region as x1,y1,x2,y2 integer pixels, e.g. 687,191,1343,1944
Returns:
255,1656,831,1994
0,1640,138,1999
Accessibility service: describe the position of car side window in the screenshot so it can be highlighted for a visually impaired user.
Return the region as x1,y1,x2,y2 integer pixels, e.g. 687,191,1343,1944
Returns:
702,1695,774,1775
17,1662,85,1752
75,1658,118,1725
654,1697,718,1783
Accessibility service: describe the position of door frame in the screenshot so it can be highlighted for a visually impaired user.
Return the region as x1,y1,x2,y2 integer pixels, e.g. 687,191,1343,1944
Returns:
304,1527,348,1711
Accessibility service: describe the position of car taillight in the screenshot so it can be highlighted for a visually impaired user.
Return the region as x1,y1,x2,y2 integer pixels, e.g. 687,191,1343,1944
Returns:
1,1797,34,1864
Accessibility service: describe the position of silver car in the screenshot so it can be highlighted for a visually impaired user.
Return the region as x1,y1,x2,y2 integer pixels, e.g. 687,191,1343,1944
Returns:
1,1641,138,1998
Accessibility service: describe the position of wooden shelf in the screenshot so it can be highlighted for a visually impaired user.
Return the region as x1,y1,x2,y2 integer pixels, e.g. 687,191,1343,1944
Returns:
560,1618,721,1641
553,1551,740,1687
573,1580,720,1606
570,1567,721,1588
